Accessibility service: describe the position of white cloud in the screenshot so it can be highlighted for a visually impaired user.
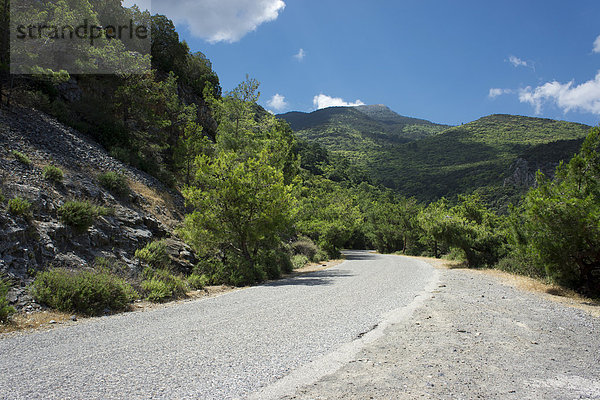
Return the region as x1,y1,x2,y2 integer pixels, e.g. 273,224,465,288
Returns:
519,71,600,115
488,88,513,99
146,0,286,43
294,48,305,61
593,35,600,53
313,94,365,110
508,55,529,68
266,93,288,112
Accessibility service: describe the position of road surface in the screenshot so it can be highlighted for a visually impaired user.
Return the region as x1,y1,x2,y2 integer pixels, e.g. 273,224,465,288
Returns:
0,251,437,399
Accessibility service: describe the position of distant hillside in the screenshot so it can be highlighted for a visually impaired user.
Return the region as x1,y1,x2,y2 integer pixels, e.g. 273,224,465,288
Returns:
278,106,449,162
281,111,591,206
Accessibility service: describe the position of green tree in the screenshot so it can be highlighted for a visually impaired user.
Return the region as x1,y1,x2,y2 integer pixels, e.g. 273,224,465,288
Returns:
295,178,362,258
366,196,419,254
418,195,505,266
181,150,295,284
513,127,600,294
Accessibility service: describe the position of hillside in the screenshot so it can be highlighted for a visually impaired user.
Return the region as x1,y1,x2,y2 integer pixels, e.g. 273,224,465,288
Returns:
281,111,591,205
372,114,590,203
278,105,449,162
0,108,196,310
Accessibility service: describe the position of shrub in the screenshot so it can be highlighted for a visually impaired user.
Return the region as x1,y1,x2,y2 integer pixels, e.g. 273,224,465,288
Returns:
257,248,293,280
313,249,329,263
42,165,64,183
291,254,309,270
98,171,129,197
8,197,32,217
291,236,318,261
58,200,106,232
496,254,546,279
0,189,5,203
94,257,130,279
0,276,15,323
193,258,228,285
135,241,170,269
141,269,187,302
11,150,31,166
187,273,209,290
32,268,138,316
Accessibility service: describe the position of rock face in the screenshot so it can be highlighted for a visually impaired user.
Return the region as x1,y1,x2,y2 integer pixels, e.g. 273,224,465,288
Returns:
503,158,559,188
0,108,196,309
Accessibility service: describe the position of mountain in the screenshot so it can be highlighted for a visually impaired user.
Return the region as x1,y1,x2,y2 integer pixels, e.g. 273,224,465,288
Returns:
278,105,449,152
280,109,591,206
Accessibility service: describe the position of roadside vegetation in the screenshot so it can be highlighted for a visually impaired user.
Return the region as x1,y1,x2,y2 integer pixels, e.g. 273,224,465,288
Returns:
11,150,32,166
0,276,15,322
8,197,32,218
31,268,138,316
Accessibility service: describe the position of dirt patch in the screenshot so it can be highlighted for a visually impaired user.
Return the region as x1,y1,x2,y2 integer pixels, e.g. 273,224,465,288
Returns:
0,310,74,335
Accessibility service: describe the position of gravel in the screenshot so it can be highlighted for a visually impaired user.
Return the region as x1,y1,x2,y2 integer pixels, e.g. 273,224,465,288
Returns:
284,259,600,400
0,251,435,399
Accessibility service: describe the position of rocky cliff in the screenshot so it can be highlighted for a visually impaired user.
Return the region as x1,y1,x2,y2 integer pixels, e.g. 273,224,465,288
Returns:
0,108,195,310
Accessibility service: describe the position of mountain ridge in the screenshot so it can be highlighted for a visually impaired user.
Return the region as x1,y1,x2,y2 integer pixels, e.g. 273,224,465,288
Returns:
280,109,591,206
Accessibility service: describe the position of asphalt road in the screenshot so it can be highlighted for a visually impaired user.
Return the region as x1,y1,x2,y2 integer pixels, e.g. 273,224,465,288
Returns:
0,251,436,399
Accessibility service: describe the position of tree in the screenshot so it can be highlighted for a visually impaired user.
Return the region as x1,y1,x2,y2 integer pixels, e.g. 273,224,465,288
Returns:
366,196,419,254
418,195,506,266
295,178,362,258
114,71,196,182
181,77,298,285
514,127,600,294
181,150,295,284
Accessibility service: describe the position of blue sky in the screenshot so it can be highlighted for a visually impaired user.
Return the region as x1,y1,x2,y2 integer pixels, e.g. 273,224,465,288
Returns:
131,0,600,126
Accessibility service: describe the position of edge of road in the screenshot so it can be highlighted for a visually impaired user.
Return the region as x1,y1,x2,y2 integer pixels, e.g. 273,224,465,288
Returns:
249,256,440,400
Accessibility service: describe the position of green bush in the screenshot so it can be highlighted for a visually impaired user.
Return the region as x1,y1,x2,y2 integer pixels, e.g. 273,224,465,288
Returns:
495,254,545,279
0,189,5,203
11,150,31,166
8,197,32,217
0,276,16,323
187,273,209,290
313,249,329,263
98,171,129,197
291,254,309,270
291,236,318,261
32,268,138,316
42,165,64,183
193,258,228,285
141,268,187,302
58,200,106,231
135,241,170,269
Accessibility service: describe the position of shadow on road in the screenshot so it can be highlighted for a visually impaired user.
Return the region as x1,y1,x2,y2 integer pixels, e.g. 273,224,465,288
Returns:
342,250,380,261
266,269,354,287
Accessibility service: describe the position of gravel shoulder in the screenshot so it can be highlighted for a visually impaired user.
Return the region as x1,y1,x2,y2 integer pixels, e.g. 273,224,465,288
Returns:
286,256,600,400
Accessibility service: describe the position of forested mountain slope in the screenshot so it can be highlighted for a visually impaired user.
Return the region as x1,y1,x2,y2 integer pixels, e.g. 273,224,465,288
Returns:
282,110,590,204
278,105,449,160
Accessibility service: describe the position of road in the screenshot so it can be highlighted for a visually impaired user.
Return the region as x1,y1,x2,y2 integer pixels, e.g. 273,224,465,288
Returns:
0,251,437,399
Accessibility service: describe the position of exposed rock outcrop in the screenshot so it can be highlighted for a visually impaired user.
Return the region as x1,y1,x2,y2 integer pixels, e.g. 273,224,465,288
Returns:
0,108,196,309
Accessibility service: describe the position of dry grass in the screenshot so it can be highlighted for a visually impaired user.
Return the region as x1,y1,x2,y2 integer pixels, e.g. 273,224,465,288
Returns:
128,180,182,229
0,311,75,336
